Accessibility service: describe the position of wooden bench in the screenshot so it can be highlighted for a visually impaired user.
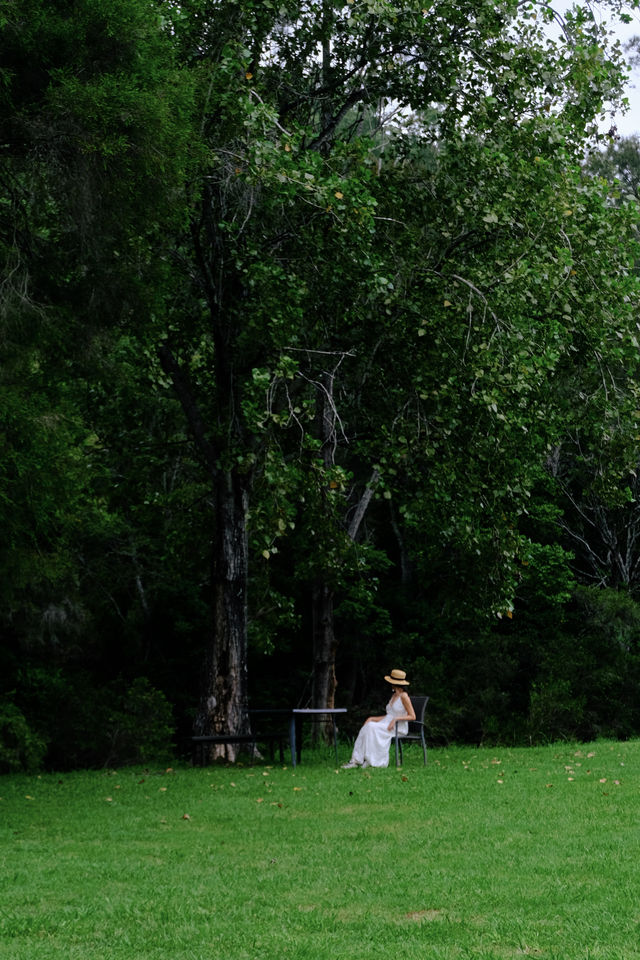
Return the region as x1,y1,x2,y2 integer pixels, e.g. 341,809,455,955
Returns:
191,733,287,765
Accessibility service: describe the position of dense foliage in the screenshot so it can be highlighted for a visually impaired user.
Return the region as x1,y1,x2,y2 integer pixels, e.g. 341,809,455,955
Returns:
2,0,640,769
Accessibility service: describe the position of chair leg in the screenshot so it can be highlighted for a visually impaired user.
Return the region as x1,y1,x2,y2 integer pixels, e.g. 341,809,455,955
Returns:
421,734,427,765
395,735,401,767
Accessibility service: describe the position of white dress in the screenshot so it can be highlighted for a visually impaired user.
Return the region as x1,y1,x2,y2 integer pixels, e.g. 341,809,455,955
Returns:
350,695,409,768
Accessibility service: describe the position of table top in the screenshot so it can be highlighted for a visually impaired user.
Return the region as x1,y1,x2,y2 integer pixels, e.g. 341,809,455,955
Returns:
250,706,347,714
292,707,347,715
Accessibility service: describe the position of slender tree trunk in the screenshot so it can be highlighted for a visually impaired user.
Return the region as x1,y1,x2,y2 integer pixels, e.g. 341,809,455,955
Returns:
311,579,337,711
309,358,380,742
311,369,337,725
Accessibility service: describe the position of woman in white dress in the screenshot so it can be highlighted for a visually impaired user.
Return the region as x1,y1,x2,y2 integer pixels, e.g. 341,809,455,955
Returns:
342,669,416,768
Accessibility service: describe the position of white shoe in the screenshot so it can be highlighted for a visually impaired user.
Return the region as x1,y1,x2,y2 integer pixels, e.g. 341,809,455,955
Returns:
341,760,359,769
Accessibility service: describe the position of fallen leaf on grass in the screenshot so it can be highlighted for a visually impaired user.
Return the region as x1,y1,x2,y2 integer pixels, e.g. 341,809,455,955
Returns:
256,798,264,803
181,813,191,820
401,775,408,782
405,909,442,922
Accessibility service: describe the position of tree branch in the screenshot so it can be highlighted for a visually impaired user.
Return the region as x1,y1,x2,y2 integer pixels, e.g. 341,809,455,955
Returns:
157,341,220,479
347,468,380,541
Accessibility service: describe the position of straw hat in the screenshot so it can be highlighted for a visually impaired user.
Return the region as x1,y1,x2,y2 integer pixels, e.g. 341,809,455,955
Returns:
384,669,409,686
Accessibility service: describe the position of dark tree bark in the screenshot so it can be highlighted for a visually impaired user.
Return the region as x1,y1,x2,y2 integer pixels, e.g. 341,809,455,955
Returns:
311,579,337,711
158,342,251,760
311,368,338,715
195,468,251,760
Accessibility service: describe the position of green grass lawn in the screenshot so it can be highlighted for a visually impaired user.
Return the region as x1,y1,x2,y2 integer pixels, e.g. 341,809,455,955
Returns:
2,740,640,959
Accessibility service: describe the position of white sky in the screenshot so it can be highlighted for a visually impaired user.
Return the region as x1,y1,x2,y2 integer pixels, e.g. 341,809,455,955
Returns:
558,1,640,136
598,4,640,135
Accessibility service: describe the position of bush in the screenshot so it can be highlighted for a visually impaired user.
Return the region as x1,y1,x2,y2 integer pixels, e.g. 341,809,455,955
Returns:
12,668,174,770
526,679,587,744
103,677,174,766
0,700,47,772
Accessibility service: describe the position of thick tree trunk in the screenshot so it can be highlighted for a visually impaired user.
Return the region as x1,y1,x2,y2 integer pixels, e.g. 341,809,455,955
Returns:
157,343,251,761
195,468,251,761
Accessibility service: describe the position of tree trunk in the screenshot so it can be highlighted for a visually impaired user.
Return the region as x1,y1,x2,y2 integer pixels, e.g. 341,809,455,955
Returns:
309,362,380,724
157,343,251,761
310,368,337,730
311,579,337,710
195,468,251,761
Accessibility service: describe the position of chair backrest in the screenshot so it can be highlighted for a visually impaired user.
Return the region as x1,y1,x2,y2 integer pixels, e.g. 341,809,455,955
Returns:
407,695,429,732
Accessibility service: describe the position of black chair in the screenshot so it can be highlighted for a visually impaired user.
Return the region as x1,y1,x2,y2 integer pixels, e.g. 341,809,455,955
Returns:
394,695,429,767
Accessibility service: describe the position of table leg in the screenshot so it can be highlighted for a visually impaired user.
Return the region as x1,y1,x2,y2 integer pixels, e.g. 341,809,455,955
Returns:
295,717,302,765
289,714,297,768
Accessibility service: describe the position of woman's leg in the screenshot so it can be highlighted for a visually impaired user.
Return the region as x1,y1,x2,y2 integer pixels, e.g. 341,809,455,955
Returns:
342,722,369,767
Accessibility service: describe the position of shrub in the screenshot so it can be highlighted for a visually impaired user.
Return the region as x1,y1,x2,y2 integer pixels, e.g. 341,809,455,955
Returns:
103,677,174,766
0,699,47,772
13,668,175,770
